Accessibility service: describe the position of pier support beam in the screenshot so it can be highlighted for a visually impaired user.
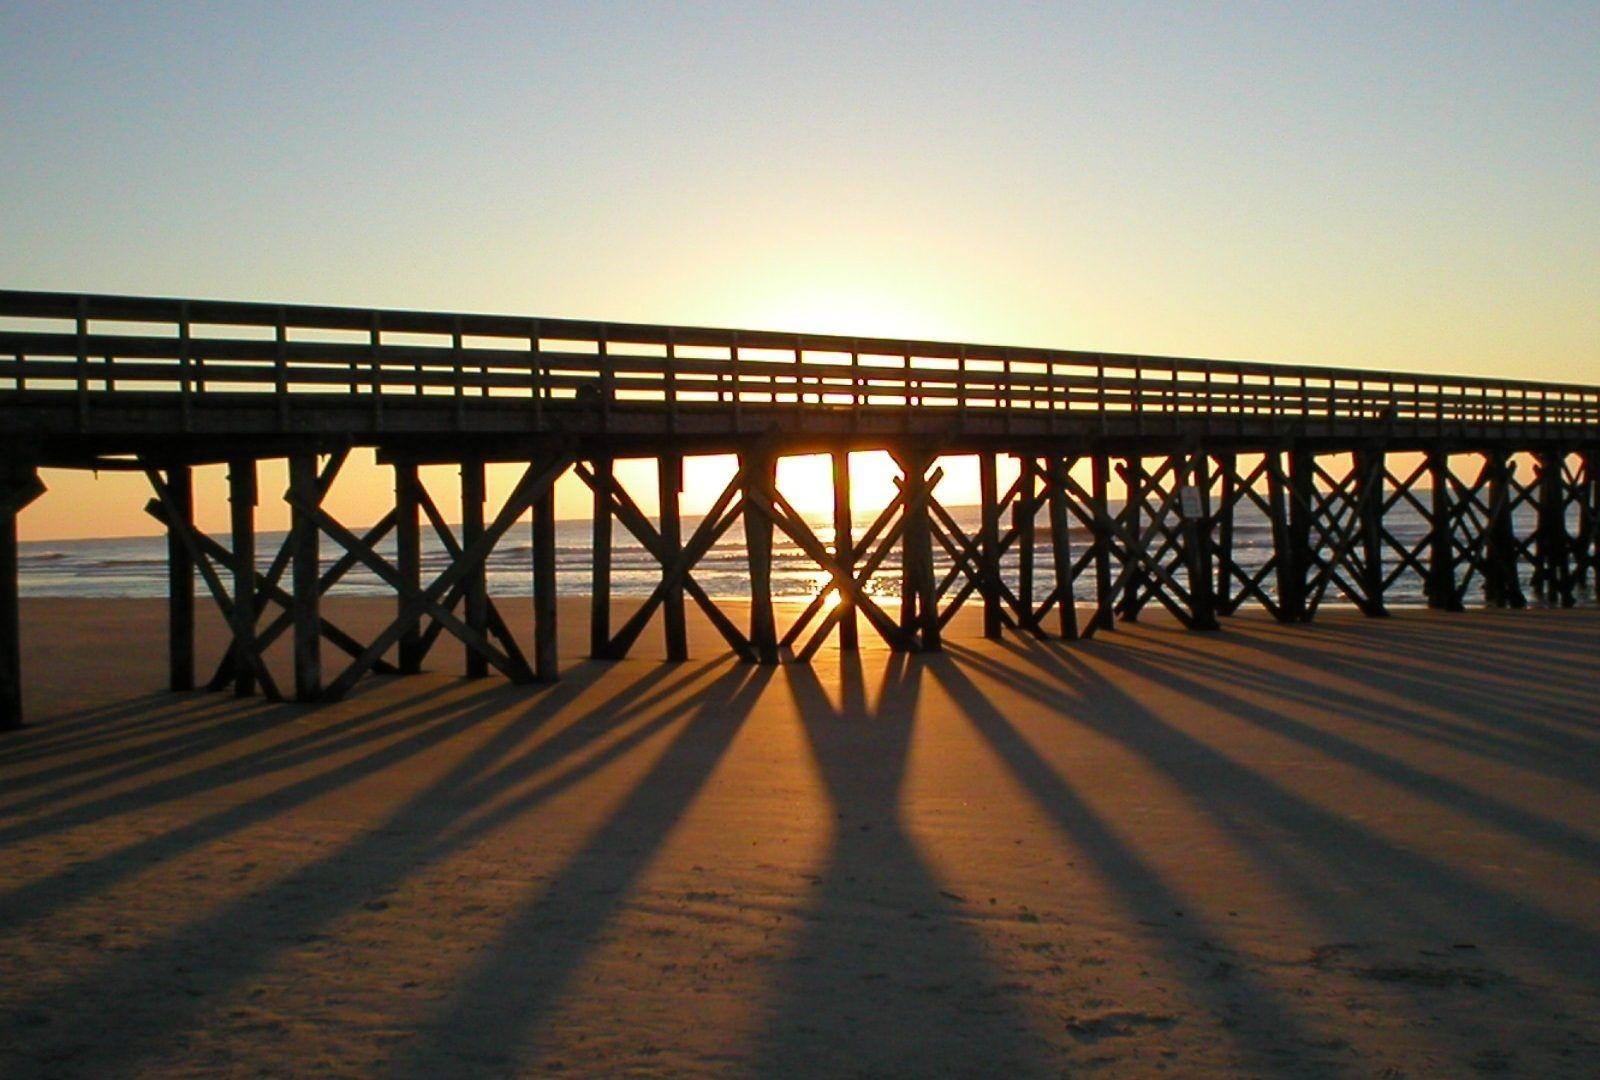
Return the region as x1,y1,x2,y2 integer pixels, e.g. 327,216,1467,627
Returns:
532,478,558,680
288,452,323,702
590,458,613,659
228,459,258,696
979,453,1002,639
2,464,44,731
462,459,488,677
1091,453,1114,630
660,453,688,662
745,452,779,665
166,464,196,690
1426,449,1461,610
394,462,423,674
832,450,858,651
1354,448,1388,617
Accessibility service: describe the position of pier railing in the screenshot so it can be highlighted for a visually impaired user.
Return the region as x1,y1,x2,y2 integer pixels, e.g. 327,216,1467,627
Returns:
3,289,1598,431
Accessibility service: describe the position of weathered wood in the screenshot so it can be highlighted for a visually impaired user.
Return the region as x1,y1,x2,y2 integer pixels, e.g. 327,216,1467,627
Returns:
832,449,858,651
659,453,688,662
394,461,423,673
228,458,258,695
288,452,322,701
461,458,488,677
533,481,558,680
745,452,779,665
590,457,613,659
166,464,195,691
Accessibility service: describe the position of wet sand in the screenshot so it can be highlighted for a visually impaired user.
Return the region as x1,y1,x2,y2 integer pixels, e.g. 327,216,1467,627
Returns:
3,597,1598,1077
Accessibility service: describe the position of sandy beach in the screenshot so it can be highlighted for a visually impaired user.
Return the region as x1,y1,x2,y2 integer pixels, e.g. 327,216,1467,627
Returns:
2,597,1598,1077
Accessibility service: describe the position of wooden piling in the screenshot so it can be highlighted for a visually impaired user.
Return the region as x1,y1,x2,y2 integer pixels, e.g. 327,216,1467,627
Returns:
288,452,322,701
1185,454,1219,630
1426,448,1460,611
659,453,688,662
166,464,196,691
1119,455,1143,621
461,458,488,677
394,461,423,674
832,449,858,651
979,452,1002,639
1215,453,1237,613
1016,456,1036,630
745,453,779,664
1047,457,1078,639
1091,453,1114,631
533,480,558,680
1354,448,1388,616
1,467,42,730
228,458,258,696
590,458,613,659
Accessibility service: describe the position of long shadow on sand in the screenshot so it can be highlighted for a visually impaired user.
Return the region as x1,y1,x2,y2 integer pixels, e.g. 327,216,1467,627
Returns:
1,658,740,1075
738,654,1052,1077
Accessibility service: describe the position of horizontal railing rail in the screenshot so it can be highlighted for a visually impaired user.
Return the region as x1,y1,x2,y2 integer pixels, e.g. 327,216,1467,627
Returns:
2,289,1598,431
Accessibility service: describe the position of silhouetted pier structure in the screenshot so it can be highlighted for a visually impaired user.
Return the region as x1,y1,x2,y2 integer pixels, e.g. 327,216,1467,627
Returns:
3,289,1599,728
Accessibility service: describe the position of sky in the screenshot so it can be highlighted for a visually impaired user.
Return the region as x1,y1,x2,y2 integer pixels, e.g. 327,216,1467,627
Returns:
3,2,1597,539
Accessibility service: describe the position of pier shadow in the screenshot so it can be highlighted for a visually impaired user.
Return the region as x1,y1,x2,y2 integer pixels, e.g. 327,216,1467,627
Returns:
738,654,1052,1077
0,657,760,1077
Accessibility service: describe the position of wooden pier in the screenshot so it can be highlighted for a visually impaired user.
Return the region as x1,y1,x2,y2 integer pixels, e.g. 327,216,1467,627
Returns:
3,289,1598,728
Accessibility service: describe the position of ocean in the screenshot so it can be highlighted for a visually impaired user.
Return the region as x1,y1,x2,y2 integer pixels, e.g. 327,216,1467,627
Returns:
18,500,1558,608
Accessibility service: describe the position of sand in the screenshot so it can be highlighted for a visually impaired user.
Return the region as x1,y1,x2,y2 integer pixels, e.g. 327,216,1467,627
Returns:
2,596,1598,1078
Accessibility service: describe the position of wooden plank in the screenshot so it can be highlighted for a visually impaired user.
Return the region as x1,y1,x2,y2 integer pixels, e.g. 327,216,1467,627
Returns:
289,452,322,701
229,458,258,695
166,464,195,691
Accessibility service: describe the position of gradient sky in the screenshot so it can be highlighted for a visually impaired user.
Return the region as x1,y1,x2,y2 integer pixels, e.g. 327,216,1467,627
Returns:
4,2,1597,539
